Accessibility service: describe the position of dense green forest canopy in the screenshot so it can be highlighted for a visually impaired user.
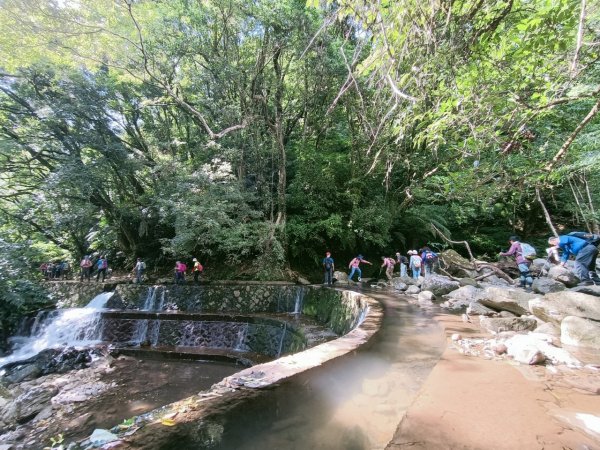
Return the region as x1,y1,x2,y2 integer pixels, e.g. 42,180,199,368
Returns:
0,0,599,287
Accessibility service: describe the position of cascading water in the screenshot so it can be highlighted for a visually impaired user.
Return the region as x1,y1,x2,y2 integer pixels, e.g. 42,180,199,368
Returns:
291,287,305,314
0,292,114,369
130,287,166,345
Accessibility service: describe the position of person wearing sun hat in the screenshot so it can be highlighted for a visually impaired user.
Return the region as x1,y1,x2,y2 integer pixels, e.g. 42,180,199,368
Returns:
348,254,372,282
409,250,422,279
192,257,204,283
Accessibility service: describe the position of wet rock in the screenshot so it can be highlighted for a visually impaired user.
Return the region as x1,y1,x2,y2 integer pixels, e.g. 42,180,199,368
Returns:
479,316,537,334
443,285,484,310
405,285,420,295
391,278,408,291
561,316,600,350
547,266,579,287
466,302,496,316
420,275,460,296
1,385,58,424
1,364,41,384
529,291,600,325
531,278,566,295
418,291,435,302
88,429,119,446
297,277,311,285
478,286,537,316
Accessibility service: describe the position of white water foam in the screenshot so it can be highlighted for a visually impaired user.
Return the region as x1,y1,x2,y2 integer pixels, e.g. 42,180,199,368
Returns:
0,292,114,369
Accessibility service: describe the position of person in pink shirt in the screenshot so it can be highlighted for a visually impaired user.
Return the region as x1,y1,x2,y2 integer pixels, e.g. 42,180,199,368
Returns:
174,260,187,284
348,255,372,282
380,256,396,280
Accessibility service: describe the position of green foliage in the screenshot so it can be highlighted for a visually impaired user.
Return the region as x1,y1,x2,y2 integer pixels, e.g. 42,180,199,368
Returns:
0,239,51,349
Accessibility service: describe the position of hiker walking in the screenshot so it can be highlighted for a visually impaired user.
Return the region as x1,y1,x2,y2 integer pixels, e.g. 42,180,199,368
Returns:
96,256,108,282
380,256,395,281
80,256,92,282
408,250,422,279
420,247,438,277
499,235,533,290
348,255,372,282
322,251,335,285
548,233,600,285
133,257,145,284
174,261,187,284
396,252,408,277
192,258,203,283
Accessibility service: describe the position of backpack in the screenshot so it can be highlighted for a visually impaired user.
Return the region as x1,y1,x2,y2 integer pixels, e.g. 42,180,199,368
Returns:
102,260,108,269
567,232,600,246
519,243,537,260
413,256,422,268
425,251,438,262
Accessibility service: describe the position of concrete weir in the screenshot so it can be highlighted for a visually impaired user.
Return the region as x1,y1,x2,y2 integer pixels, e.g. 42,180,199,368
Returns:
107,288,446,450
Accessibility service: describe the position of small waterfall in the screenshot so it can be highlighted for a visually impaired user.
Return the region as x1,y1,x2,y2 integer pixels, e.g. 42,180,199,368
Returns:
131,319,161,346
276,322,287,357
139,286,166,311
131,287,166,346
291,287,305,314
233,324,249,351
0,292,114,368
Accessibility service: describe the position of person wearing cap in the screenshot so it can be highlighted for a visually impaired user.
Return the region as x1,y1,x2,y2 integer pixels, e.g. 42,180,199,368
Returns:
348,254,372,282
322,251,335,285
408,250,422,279
396,252,408,277
192,257,204,283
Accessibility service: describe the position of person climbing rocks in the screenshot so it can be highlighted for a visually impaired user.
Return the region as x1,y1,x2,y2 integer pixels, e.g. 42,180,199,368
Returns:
192,257,203,283
499,235,533,291
348,255,372,282
396,252,408,277
408,250,422,279
548,234,600,286
420,246,438,277
322,251,335,285
133,257,145,284
80,255,92,282
380,256,396,281
96,255,108,282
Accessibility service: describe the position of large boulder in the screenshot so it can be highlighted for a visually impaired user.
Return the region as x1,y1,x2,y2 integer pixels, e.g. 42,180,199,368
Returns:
529,291,600,325
420,275,460,296
418,291,435,302
569,285,600,297
479,316,537,334
560,316,600,350
504,334,581,366
333,271,348,284
478,286,538,316
391,277,408,291
547,265,579,287
466,302,496,316
1,385,58,424
438,250,478,278
531,278,566,295
443,285,484,309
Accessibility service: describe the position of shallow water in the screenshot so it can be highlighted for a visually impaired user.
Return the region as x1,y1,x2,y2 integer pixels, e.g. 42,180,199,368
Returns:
162,289,446,450
62,357,242,442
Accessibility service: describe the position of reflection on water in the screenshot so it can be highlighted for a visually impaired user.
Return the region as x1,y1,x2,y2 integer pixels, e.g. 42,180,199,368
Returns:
165,290,446,450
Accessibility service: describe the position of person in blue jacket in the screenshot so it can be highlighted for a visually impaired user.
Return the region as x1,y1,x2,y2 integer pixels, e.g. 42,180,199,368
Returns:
547,235,599,285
